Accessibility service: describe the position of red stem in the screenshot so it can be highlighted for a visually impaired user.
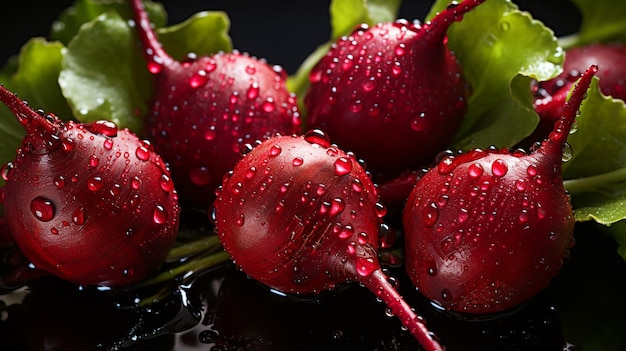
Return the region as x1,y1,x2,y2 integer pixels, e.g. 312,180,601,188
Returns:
540,65,598,158
129,0,175,71
425,0,487,43
0,85,59,136
360,269,444,351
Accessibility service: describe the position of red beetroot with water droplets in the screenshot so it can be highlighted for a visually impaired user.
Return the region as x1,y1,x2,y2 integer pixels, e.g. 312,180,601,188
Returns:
130,0,301,208
0,85,180,287
304,0,485,177
402,66,597,314
212,130,443,351
528,43,626,146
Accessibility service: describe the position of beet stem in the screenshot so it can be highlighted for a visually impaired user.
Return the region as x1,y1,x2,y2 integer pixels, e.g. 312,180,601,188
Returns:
130,0,175,69
425,0,487,43
360,269,444,351
0,85,59,136
540,65,598,158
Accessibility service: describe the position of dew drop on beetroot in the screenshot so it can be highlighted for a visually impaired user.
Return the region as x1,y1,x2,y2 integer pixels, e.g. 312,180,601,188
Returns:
468,162,484,178
135,145,151,161
30,196,55,222
491,159,508,177
103,138,114,150
304,129,331,147
355,257,378,277
262,99,276,113
87,176,104,192
329,198,345,216
247,82,260,99
1,162,13,181
339,225,355,240
422,202,439,227
292,157,304,166
189,166,211,186
269,144,282,157
160,174,174,192
334,157,353,176
152,205,168,224
131,176,142,190
189,70,209,88
72,207,85,225
53,175,66,189
87,120,118,137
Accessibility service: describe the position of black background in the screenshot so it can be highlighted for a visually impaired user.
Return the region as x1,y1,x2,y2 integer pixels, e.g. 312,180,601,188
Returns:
0,0,581,75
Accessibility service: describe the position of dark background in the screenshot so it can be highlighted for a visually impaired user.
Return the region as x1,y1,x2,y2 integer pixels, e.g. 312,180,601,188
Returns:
0,0,580,75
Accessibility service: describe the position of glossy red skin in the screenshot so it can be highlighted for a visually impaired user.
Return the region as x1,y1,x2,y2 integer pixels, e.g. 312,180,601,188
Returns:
403,149,575,314
1,87,180,287
304,0,486,177
403,65,597,314
213,134,382,294
131,0,301,209
212,133,445,351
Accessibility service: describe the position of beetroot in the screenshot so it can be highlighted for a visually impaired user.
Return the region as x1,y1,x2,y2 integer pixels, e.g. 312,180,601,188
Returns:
212,130,443,351
130,0,301,208
303,0,485,177
0,85,180,287
402,65,597,314
529,43,626,145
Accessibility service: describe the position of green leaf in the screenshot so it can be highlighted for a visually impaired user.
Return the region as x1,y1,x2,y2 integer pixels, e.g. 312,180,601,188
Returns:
156,11,232,61
563,79,626,179
559,79,626,225
0,38,70,173
330,0,401,39
59,12,153,132
428,0,563,151
51,0,167,45
11,39,71,119
559,0,626,48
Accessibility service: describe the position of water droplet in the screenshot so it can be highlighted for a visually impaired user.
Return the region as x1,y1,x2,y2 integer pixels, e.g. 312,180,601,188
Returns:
491,159,508,177
190,166,211,186
153,205,168,224
269,144,282,157
1,162,13,181
362,78,376,92
160,174,175,192
339,225,354,240
88,155,99,168
527,165,538,176
334,157,353,176
135,145,150,161
53,175,66,189
247,82,260,99
262,99,275,112
72,207,85,225
357,232,368,245
147,60,163,74
87,176,104,192
468,162,484,178
441,289,453,302
30,196,55,222
189,70,209,88
235,213,245,227
515,179,527,191
131,176,142,190
410,113,427,131
561,142,573,162
103,139,114,150
304,129,331,147
356,257,378,277
86,120,118,137
422,202,439,227
330,198,345,216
